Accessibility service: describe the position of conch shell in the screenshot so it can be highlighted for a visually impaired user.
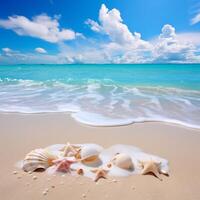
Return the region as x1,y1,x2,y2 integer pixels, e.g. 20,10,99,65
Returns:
22,148,58,172
111,153,134,170
79,145,102,164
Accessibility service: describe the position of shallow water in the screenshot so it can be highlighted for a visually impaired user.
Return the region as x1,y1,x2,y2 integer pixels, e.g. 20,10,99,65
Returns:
0,64,200,129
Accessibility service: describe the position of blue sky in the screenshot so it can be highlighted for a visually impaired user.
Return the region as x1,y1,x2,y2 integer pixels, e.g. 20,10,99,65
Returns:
0,0,200,64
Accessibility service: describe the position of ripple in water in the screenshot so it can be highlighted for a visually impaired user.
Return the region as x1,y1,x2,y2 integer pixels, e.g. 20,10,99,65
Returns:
0,78,200,129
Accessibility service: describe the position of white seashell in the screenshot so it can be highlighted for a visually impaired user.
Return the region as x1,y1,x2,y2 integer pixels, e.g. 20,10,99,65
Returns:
112,153,134,170
80,146,101,163
22,149,58,172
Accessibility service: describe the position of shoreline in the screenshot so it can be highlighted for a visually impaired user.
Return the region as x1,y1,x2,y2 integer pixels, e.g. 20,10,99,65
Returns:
0,112,200,199
1,111,200,131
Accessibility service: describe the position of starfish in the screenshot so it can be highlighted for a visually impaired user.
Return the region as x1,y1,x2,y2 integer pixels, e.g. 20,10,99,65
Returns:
62,142,81,158
91,168,109,182
52,158,76,173
139,160,162,180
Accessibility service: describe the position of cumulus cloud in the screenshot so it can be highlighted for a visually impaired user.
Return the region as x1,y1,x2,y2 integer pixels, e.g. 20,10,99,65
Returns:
35,47,47,54
86,4,144,45
159,24,176,39
191,12,200,25
85,19,103,33
84,5,200,63
177,32,200,45
83,22,199,63
84,4,152,63
0,14,79,43
152,24,198,63
1,4,200,64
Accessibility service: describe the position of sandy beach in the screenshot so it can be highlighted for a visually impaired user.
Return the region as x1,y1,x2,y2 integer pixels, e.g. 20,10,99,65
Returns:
1,0,200,199
0,112,200,200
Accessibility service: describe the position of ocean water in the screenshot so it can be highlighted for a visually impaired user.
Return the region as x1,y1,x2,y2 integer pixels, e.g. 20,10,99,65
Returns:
0,64,200,129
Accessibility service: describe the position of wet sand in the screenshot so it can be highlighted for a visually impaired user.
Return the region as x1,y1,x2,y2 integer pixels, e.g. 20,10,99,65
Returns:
0,112,200,200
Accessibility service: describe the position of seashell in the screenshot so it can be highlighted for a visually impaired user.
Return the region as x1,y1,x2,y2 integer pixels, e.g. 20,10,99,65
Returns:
111,153,134,170
77,168,84,175
107,163,112,168
80,146,101,163
22,149,58,172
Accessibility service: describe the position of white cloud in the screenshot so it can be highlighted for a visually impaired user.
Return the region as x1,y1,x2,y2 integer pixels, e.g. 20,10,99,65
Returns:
177,32,200,45
98,4,135,44
0,14,79,43
2,47,12,53
35,47,47,54
0,49,69,64
86,4,142,45
1,47,19,57
85,19,103,33
152,24,198,63
84,5,200,63
84,4,152,63
1,4,200,64
191,12,200,25
159,24,176,39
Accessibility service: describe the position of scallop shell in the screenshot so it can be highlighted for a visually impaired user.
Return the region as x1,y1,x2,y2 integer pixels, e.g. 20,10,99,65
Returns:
22,149,58,172
80,145,102,163
112,153,134,170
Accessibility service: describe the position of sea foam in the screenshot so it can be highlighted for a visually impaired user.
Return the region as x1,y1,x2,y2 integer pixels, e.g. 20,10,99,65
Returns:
0,76,199,129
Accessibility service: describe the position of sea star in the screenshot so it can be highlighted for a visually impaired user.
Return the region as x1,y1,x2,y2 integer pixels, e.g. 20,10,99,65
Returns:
139,160,162,180
53,158,76,173
62,142,81,158
91,168,109,182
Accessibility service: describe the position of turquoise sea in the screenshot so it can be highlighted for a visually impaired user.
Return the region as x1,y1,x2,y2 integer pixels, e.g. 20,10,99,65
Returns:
0,64,200,128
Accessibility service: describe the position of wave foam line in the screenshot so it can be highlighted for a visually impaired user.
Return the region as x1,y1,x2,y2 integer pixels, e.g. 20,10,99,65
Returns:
0,108,199,129
72,112,200,129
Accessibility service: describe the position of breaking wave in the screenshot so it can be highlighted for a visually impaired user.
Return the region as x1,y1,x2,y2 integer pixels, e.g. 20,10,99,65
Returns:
0,78,200,129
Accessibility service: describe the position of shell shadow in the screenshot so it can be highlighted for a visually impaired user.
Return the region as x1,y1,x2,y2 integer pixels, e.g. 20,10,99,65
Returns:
144,172,163,181
34,168,46,173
